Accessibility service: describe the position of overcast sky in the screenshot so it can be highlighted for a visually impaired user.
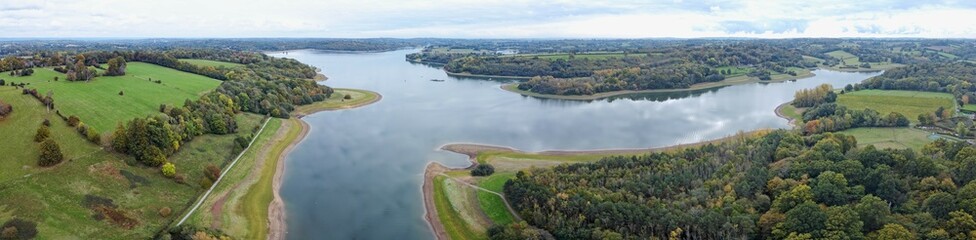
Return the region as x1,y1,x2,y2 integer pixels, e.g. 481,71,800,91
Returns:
3,0,976,38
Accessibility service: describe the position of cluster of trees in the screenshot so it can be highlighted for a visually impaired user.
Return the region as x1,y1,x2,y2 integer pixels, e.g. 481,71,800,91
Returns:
103,49,329,173
112,93,238,167
800,104,910,134
0,56,27,72
471,164,495,176
104,56,126,76
62,55,97,81
7,68,32,77
516,64,726,95
501,130,976,239
792,84,837,108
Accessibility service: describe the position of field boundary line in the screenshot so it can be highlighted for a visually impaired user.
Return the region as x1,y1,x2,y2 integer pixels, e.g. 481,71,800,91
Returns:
176,117,271,226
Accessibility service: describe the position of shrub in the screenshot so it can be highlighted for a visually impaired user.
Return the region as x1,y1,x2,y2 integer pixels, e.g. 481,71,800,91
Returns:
234,135,250,149
471,164,495,176
161,162,176,177
41,119,50,126
67,115,80,127
199,178,213,189
344,94,352,100
33,125,50,142
85,128,101,144
0,101,11,117
118,90,124,96
158,207,172,217
1,218,37,240
205,164,221,181
174,174,186,184
38,139,64,167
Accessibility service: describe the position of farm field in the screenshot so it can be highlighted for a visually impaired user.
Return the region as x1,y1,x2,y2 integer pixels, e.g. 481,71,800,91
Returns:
1,62,222,132
827,50,860,65
836,127,935,151
180,59,245,68
825,50,903,71
837,90,955,123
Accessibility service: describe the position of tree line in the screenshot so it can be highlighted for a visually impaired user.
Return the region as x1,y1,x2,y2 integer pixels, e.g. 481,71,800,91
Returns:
498,130,976,240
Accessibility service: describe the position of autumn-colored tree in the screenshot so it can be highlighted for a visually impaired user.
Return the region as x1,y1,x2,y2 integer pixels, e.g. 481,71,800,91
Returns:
105,56,127,76
162,162,176,177
867,224,914,240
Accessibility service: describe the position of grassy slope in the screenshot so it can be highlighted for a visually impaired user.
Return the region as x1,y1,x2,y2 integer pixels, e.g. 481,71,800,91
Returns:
476,172,516,225
0,83,266,238
837,127,934,151
183,117,304,239
179,59,245,68
2,63,221,132
182,117,280,237
837,90,955,123
434,176,488,240
0,87,102,183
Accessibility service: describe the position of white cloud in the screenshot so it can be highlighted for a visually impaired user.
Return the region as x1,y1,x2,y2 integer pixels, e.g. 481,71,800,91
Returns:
0,0,975,38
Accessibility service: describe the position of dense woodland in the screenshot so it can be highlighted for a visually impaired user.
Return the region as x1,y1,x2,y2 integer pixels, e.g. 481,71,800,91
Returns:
499,130,976,240
406,38,976,96
858,62,976,99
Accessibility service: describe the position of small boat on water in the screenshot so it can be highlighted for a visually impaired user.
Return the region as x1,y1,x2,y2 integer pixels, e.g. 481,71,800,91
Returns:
430,79,446,82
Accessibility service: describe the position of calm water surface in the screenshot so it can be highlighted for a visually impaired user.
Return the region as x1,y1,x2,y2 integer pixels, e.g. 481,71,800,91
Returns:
269,49,882,239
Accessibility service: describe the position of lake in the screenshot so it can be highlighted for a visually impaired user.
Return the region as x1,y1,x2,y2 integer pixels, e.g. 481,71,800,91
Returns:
269,49,882,239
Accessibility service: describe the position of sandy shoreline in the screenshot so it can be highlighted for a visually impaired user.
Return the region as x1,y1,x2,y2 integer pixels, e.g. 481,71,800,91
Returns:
267,119,309,240
267,90,381,240
774,101,802,128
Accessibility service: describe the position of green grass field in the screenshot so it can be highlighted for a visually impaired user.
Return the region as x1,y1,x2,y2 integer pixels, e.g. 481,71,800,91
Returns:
802,55,824,64
0,87,102,183
837,127,935,151
827,50,860,65
179,59,245,68
837,90,955,123
0,82,267,238
1,62,222,132
476,173,516,225
778,103,804,122
962,104,976,113
716,66,752,77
